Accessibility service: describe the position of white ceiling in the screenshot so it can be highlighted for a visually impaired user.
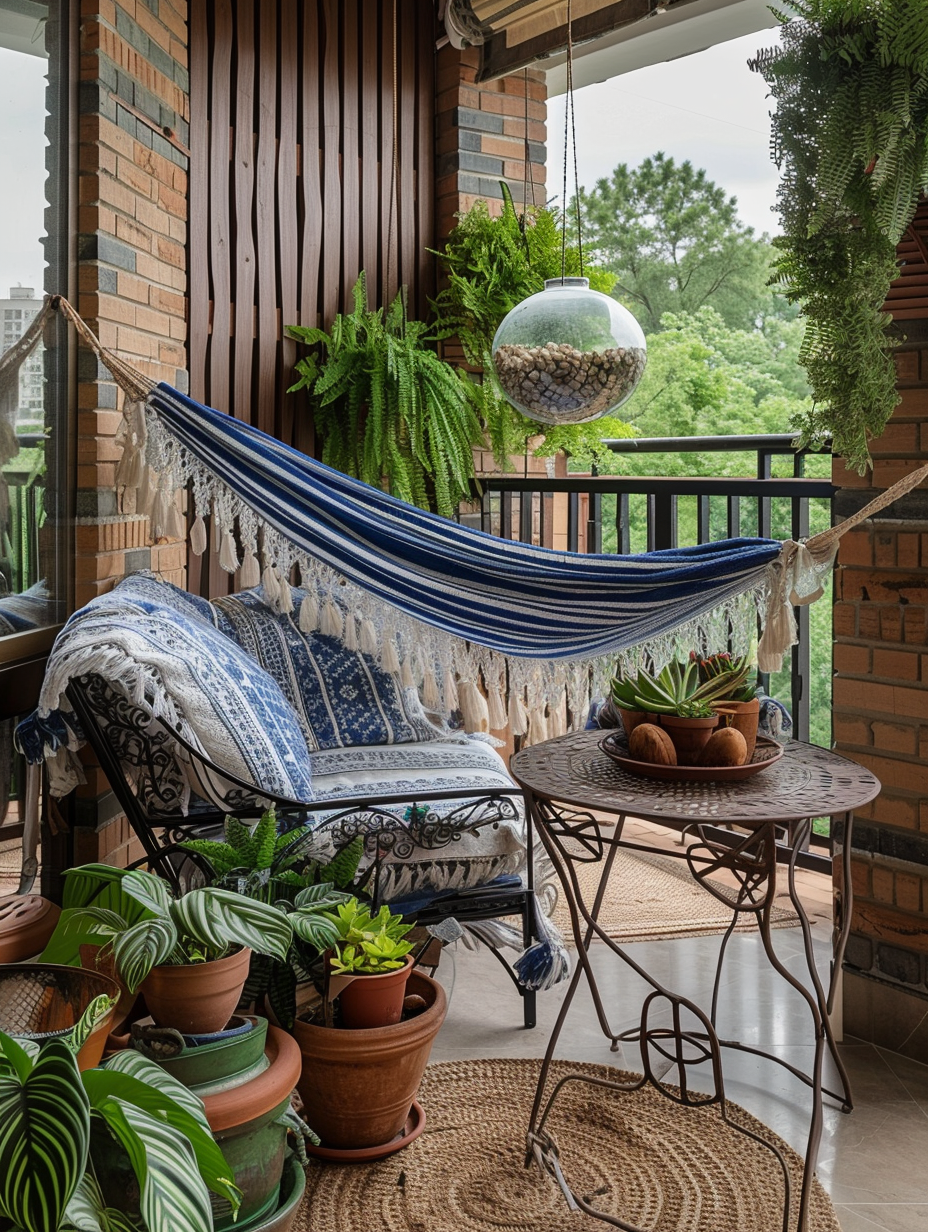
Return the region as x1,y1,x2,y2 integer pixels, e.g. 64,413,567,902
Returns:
544,0,779,94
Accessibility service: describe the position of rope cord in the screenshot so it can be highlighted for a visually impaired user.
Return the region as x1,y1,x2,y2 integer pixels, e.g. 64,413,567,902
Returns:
559,0,583,280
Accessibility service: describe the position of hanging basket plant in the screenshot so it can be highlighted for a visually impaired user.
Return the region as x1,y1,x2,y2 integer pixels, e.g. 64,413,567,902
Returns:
288,274,484,519
750,0,928,472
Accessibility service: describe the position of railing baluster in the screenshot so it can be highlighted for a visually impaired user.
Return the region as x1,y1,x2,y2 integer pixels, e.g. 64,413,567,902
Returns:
501,491,513,541
697,494,710,544
727,494,741,539
587,489,602,553
617,493,630,555
648,493,677,551
567,492,579,552
520,488,534,544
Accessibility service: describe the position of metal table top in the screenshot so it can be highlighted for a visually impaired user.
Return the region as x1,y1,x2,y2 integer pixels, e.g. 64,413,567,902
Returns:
510,729,880,826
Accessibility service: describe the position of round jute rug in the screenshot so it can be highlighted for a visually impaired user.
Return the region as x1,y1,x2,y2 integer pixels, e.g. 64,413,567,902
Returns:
297,1058,841,1232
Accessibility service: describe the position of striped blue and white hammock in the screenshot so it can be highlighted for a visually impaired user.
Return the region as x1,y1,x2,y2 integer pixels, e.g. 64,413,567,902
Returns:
57,295,921,737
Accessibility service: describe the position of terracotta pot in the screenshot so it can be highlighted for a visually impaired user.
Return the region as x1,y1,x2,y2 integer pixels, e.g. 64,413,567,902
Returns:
80,943,138,1019
659,713,719,766
336,955,415,1029
714,698,761,761
0,963,118,1070
616,708,658,740
292,970,447,1150
141,947,251,1035
0,896,60,963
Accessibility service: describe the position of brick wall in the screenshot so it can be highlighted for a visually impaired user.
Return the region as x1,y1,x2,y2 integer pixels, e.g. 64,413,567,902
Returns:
833,337,928,1059
70,0,190,862
435,46,546,246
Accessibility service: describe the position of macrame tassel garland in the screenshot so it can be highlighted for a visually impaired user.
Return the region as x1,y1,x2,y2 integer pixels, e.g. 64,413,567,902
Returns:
321,598,343,639
359,619,379,657
219,529,240,573
262,565,281,606
382,631,401,675
190,515,208,556
508,690,527,737
277,574,294,614
298,592,319,633
443,667,459,712
422,667,441,711
239,548,261,588
487,684,507,731
459,680,490,734
400,657,416,689
343,614,359,652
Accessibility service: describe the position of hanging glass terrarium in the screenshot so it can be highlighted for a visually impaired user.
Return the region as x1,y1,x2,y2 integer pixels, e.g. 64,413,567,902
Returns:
492,277,647,425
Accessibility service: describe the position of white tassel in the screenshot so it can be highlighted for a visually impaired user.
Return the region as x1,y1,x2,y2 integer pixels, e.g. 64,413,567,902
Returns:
150,488,169,539
443,667,459,712
401,657,416,689
298,591,319,632
262,565,280,606
277,573,294,613
137,467,155,519
459,680,489,734
220,529,240,572
528,707,548,746
382,632,401,675
422,667,441,711
321,599,343,639
190,515,207,556
344,614,359,652
240,548,261,588
508,690,527,736
487,685,507,730
548,703,564,739
359,618,379,657
115,440,143,490
165,499,185,542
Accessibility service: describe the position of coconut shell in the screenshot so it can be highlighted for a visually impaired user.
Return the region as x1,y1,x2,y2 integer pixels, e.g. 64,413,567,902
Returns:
629,722,677,766
698,727,748,767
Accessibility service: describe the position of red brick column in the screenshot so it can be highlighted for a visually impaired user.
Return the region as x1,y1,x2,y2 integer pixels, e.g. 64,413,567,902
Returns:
435,45,546,247
70,0,189,863
833,337,928,1058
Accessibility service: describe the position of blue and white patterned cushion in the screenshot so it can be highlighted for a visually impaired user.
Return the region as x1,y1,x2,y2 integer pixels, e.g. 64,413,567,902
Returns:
24,575,314,808
211,587,444,751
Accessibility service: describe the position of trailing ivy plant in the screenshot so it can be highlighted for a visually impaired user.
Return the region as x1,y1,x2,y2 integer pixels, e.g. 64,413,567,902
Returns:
750,0,928,471
288,274,484,518
430,185,634,467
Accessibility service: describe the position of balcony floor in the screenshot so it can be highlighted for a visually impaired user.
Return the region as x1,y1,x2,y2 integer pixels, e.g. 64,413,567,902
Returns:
430,865,927,1232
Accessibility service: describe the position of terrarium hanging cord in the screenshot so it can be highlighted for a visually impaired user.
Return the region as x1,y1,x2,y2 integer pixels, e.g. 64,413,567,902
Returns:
560,0,584,282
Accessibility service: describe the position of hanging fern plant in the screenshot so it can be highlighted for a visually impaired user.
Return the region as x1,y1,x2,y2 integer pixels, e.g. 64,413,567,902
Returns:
288,274,484,518
750,0,928,472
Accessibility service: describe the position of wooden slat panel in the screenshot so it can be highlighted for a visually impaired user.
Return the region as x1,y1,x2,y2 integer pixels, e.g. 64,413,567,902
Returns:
208,0,233,414
276,0,299,445
188,0,436,588
232,0,256,423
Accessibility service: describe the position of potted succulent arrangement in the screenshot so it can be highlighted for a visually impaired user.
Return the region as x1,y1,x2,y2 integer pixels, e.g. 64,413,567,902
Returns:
0,997,247,1232
289,895,447,1157
611,654,758,766
695,652,761,759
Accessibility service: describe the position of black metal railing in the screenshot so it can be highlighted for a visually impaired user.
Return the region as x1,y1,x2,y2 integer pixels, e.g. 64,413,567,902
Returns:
474,434,835,745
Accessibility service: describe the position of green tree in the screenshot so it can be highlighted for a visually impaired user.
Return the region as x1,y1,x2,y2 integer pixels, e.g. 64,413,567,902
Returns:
576,153,784,333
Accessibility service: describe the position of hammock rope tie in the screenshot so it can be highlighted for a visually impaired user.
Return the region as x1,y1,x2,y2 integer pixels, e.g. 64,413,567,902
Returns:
42,296,928,732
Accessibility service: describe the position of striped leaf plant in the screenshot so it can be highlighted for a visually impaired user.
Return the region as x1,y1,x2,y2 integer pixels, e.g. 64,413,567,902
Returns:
0,1019,240,1232
49,866,293,994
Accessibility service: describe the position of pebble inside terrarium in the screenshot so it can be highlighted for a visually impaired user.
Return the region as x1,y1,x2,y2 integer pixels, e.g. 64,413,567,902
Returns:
492,277,647,425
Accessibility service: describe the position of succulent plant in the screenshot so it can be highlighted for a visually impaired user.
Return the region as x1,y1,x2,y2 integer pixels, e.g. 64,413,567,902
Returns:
611,654,755,717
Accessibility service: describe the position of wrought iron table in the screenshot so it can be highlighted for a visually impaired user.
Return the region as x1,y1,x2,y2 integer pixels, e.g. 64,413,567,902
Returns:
510,730,880,1232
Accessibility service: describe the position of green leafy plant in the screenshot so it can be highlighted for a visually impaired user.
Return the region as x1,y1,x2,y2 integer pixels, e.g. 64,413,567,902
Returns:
0,1028,240,1232
694,651,758,702
750,0,928,471
431,186,634,467
58,866,293,992
324,898,414,976
288,273,484,517
611,655,754,716
181,807,364,904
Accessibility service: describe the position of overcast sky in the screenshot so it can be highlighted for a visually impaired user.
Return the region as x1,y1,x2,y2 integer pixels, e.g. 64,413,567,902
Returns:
0,45,47,297
546,29,783,238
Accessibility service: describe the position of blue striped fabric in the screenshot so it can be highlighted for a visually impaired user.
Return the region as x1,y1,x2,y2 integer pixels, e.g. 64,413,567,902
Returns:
149,384,782,661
